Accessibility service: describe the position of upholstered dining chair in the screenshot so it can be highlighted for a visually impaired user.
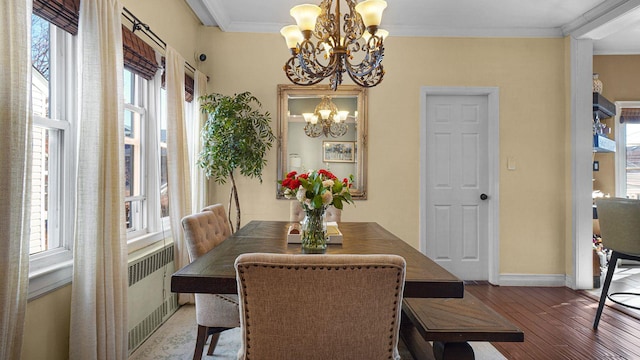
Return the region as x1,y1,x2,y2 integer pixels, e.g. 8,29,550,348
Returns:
181,205,239,359
234,253,406,360
593,197,640,330
289,200,342,222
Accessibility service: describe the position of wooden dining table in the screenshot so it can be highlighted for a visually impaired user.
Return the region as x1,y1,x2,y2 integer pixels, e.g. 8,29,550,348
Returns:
171,220,463,299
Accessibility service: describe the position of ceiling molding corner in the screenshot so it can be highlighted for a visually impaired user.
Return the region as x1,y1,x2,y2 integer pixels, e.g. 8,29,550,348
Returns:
185,0,217,26
563,0,640,38
202,0,231,31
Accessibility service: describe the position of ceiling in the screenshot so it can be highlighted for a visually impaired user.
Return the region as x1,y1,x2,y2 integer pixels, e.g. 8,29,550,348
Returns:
185,0,640,55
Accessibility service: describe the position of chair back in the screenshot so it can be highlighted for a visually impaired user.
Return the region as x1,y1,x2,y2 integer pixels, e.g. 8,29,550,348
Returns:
289,201,342,222
596,197,640,256
181,205,231,261
234,253,406,360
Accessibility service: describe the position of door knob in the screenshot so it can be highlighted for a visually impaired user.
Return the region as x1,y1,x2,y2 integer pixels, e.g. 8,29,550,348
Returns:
480,194,488,200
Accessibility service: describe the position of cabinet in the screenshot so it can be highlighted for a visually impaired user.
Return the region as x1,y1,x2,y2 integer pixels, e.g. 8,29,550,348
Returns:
593,93,616,153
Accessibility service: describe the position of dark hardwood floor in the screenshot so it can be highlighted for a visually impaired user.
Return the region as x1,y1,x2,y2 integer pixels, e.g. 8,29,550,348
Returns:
465,284,640,359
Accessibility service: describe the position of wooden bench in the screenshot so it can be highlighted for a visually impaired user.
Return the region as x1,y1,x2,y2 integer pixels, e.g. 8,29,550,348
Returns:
400,293,524,360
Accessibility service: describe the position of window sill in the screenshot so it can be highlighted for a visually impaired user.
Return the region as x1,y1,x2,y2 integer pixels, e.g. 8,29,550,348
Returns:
127,226,172,254
27,225,173,300
28,257,73,301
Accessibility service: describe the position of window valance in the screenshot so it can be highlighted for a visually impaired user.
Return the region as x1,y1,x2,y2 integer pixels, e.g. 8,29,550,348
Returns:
33,0,80,35
122,25,159,80
620,108,640,124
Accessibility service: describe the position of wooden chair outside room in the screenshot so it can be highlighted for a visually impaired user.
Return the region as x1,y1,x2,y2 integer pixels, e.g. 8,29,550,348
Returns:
234,253,406,360
181,204,239,359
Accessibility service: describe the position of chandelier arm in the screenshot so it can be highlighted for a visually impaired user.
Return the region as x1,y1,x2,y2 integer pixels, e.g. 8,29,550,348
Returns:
344,41,384,78
284,56,325,86
304,122,323,137
328,122,348,137
342,0,365,42
346,63,385,88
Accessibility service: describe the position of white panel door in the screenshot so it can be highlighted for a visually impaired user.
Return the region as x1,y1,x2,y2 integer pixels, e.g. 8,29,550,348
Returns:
425,95,489,280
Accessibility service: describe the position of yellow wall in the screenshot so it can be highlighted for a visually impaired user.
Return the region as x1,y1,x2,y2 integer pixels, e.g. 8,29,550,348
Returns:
120,0,201,60
21,285,71,360
593,55,640,197
199,29,569,275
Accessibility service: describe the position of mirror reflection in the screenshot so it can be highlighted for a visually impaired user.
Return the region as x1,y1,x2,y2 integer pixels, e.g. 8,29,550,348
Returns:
277,84,367,199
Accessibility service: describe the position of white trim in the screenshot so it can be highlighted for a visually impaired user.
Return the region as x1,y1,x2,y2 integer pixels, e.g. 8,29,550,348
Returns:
185,0,218,26
570,37,594,290
562,0,636,37
419,86,500,285
217,21,565,38
614,101,640,198
386,25,562,38
499,273,567,287
28,259,73,300
127,227,173,254
202,0,231,31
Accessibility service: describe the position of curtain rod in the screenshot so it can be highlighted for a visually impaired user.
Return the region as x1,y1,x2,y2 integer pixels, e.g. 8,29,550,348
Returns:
122,7,197,73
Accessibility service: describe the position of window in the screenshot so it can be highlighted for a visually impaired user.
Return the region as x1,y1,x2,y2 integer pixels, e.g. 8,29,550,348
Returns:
124,70,147,237
160,87,169,218
29,13,76,298
123,68,171,250
625,124,640,199
614,103,640,200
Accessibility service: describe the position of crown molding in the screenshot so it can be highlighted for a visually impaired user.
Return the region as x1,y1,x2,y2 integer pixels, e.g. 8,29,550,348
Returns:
562,0,640,38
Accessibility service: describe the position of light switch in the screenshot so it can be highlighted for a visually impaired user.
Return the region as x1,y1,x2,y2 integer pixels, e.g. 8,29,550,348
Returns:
507,157,516,170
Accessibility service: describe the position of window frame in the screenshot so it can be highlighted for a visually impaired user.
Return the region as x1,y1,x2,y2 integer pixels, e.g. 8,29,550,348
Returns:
125,69,173,253
28,17,77,300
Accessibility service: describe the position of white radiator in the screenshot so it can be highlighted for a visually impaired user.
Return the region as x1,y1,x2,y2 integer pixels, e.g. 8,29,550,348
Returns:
127,242,178,353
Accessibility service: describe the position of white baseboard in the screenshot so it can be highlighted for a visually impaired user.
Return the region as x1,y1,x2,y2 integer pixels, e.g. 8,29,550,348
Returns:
498,273,567,287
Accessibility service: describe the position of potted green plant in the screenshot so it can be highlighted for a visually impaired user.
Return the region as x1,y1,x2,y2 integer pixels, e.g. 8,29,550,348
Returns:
198,91,275,232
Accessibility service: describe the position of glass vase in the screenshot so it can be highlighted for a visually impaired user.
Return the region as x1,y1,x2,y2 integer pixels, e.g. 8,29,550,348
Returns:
301,207,327,253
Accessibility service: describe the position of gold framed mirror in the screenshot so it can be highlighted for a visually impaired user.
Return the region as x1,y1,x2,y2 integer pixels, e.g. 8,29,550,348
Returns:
276,84,367,199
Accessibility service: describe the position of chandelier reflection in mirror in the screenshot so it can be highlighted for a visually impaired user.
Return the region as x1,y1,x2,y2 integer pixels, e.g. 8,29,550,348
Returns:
280,0,388,91
302,96,350,137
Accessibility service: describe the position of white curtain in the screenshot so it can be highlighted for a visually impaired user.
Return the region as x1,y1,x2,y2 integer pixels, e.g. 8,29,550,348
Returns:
189,70,209,212
0,0,32,359
166,46,193,304
69,0,128,359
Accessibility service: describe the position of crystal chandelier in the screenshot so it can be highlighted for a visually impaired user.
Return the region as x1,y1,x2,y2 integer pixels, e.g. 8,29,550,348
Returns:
302,96,350,137
280,0,388,91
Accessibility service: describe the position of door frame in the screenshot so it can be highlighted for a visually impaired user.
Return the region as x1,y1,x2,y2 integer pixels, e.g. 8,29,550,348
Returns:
419,86,500,284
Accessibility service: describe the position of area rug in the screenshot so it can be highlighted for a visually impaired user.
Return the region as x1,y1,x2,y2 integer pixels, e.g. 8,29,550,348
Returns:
129,305,506,360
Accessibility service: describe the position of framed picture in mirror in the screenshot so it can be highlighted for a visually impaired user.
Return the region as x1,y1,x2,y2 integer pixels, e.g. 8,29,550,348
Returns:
323,141,355,163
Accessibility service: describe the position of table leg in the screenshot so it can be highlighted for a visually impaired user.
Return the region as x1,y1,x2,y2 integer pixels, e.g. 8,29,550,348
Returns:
400,320,436,360
433,341,474,360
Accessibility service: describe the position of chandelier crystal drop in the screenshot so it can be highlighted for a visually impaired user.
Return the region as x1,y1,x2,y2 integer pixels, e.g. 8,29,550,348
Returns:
302,96,349,138
281,0,388,91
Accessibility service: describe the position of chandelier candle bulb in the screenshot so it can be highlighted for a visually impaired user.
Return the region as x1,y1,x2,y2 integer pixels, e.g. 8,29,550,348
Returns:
280,25,304,49
355,0,387,28
319,109,332,120
290,4,321,32
302,113,314,123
